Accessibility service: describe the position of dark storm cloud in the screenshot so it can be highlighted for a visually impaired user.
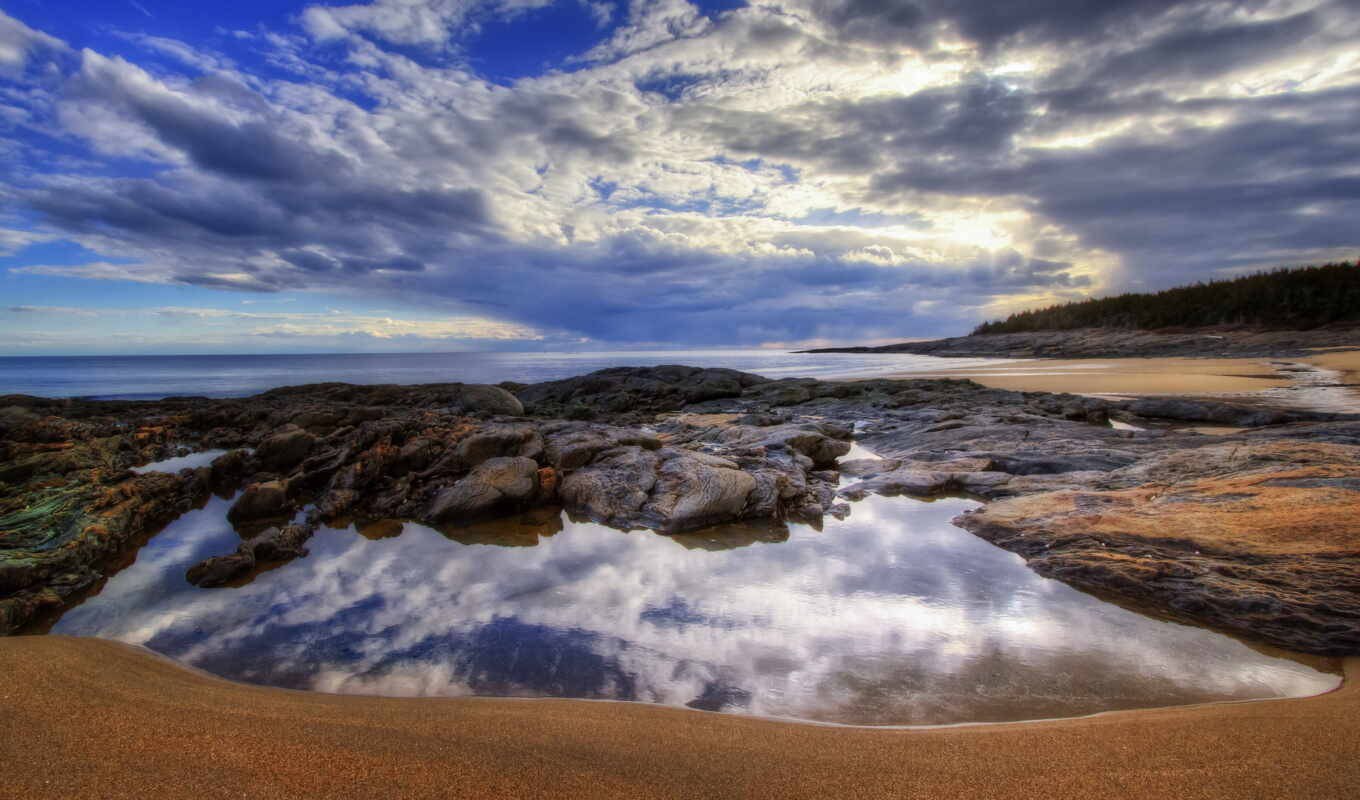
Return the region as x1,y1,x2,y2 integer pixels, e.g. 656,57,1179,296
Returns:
25,179,295,241
869,83,1360,283
808,0,1196,49
69,56,349,182
687,78,1031,173
280,249,338,272
1088,9,1322,83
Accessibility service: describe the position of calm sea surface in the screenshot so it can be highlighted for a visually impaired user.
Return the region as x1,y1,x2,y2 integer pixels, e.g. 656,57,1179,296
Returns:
0,351,1014,400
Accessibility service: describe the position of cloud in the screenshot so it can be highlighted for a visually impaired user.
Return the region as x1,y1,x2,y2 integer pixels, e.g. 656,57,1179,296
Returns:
301,0,557,46
0,9,69,77
3,0,1359,347
5,304,105,316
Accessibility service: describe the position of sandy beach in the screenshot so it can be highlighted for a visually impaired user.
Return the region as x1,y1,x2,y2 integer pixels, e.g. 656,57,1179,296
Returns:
888,356,1296,395
1,636,1356,799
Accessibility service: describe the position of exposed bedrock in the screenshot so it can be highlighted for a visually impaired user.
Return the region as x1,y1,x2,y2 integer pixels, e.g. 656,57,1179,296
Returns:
954,441,1360,654
2,367,1359,654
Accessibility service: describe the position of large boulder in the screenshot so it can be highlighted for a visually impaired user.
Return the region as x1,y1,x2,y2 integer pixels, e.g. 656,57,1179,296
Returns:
457,385,524,416
255,426,317,472
209,449,250,488
557,446,659,527
426,457,542,522
454,424,544,468
541,423,662,471
559,446,823,533
647,451,758,531
227,480,290,524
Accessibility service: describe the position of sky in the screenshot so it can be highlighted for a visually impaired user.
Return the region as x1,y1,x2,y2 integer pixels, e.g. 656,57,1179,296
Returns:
1,0,1358,355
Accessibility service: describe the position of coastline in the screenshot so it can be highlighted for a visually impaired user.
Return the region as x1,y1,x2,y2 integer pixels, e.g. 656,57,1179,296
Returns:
875,355,1294,395
2,635,1356,799
4,360,1360,797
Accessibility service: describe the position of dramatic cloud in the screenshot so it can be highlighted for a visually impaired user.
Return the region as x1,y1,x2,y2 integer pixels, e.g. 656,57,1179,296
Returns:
2,1,1358,349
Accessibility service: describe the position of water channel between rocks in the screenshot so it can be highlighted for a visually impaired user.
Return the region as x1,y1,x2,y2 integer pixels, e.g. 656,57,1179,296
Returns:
33,452,1340,726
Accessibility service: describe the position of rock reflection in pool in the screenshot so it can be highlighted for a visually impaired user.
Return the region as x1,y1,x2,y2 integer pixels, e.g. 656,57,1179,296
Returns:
43,494,1339,725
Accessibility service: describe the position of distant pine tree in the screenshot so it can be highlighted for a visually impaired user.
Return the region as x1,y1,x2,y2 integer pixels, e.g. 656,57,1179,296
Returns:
972,261,1360,334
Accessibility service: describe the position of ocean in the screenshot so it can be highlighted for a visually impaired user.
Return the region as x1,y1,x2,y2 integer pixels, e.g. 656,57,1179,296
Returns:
0,350,1013,401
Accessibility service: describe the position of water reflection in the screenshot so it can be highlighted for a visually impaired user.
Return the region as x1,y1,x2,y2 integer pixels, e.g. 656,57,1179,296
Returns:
131,450,231,474
42,494,1338,725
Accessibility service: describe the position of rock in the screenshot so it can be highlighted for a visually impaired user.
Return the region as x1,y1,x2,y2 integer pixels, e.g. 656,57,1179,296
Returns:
767,383,813,406
558,446,658,527
209,449,250,487
455,425,544,468
290,409,344,433
837,458,901,478
0,405,40,433
514,366,766,420
541,424,662,471
704,424,849,467
426,457,541,522
844,469,953,498
1127,398,1292,427
185,551,255,587
394,437,438,475
647,450,758,531
957,443,1360,655
255,427,317,472
245,523,315,561
683,372,744,403
227,480,290,524
457,385,524,416
559,446,821,533
986,450,1137,475
317,488,358,519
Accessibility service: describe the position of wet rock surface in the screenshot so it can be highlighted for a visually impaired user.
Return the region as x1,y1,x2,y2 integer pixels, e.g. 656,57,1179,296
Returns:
2,368,1358,656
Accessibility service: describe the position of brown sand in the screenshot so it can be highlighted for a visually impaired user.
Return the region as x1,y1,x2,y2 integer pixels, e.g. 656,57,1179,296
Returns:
885,357,1293,395
2,636,1357,800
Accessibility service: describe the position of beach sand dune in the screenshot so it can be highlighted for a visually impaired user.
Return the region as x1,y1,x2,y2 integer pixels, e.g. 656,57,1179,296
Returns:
2,636,1356,799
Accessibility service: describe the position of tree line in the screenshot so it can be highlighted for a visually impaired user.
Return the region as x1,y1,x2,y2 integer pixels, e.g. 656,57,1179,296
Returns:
973,261,1360,334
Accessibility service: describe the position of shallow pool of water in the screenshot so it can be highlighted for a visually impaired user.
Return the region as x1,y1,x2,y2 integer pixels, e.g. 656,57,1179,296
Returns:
130,450,232,474
38,492,1338,725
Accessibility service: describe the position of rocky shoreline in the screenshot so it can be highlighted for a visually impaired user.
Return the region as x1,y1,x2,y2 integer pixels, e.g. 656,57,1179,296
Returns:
802,326,1360,359
3,366,1359,655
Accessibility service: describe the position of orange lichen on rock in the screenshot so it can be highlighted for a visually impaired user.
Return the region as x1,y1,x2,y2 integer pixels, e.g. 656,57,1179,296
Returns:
958,441,1360,654
537,466,558,495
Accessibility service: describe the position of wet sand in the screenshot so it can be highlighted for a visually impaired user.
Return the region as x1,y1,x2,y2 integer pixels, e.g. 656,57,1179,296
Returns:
1304,349,1360,388
2,636,1356,799
885,356,1294,395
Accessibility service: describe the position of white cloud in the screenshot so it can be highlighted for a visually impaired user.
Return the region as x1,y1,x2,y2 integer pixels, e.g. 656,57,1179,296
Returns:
0,9,69,77
301,0,556,46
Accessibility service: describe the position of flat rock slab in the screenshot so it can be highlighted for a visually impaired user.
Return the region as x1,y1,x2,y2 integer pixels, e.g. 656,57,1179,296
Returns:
958,442,1360,654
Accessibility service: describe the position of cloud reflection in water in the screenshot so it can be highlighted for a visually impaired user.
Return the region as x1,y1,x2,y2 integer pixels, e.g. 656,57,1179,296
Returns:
47,494,1339,725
